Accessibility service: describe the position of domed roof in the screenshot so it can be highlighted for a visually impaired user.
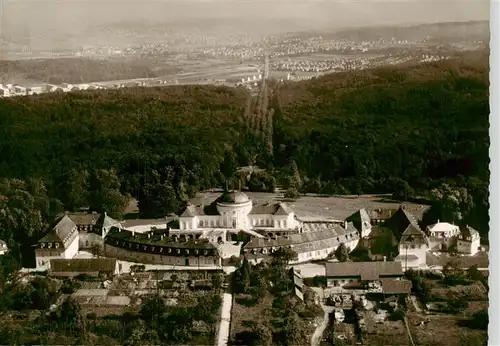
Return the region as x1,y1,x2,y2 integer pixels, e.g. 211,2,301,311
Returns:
216,190,250,204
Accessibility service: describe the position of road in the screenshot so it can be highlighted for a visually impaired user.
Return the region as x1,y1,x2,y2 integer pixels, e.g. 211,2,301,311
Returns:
311,302,334,346
216,293,233,346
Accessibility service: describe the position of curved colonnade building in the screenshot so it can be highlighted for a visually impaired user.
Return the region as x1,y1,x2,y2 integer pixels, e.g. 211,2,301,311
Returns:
35,190,363,269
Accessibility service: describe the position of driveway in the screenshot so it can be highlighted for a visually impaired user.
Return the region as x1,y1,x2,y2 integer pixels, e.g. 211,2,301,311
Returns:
216,293,233,346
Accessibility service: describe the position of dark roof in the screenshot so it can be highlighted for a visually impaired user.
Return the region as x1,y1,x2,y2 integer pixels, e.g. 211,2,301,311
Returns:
40,215,78,246
380,279,412,294
325,261,403,280
346,208,372,233
178,201,294,217
105,227,217,250
459,225,480,240
216,190,250,204
386,207,427,243
50,258,117,275
95,213,120,229
244,223,358,251
66,212,101,226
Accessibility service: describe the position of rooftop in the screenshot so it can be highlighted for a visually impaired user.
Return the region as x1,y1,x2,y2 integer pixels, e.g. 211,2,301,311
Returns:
216,190,250,204
380,279,412,294
105,227,217,250
244,222,358,249
427,222,458,233
325,261,403,280
50,258,117,276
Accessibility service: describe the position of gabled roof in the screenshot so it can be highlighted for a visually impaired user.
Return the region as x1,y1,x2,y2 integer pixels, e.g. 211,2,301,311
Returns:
386,207,425,242
400,225,429,246
40,215,77,246
346,208,372,232
180,204,198,217
274,202,293,216
427,222,458,233
325,261,403,280
65,212,100,226
460,225,480,240
95,212,120,229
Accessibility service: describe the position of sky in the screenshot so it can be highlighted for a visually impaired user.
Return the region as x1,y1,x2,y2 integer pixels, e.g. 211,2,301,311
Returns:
2,0,490,39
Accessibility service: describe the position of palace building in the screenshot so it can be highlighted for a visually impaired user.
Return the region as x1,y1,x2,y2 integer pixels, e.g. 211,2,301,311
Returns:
34,190,427,269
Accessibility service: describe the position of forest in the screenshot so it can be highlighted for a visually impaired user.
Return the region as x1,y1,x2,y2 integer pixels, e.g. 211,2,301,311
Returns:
0,52,490,268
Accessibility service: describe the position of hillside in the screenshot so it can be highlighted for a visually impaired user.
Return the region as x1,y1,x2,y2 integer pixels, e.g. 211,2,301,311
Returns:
324,20,489,42
0,53,490,234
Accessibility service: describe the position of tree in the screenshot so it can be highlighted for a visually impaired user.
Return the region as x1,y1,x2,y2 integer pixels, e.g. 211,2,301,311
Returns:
424,183,475,225
211,272,224,291
270,247,298,267
159,307,194,344
252,321,273,346
55,297,85,334
220,150,238,182
466,264,483,281
30,276,59,310
447,293,469,315
391,178,414,201
139,168,182,218
140,295,167,328
280,311,308,346
90,243,103,258
470,309,488,330
335,243,350,262
284,187,300,201
234,258,252,293
58,169,90,211
88,169,128,218
442,257,465,285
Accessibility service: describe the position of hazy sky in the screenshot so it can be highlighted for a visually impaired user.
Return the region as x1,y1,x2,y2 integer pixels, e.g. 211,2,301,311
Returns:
2,0,490,38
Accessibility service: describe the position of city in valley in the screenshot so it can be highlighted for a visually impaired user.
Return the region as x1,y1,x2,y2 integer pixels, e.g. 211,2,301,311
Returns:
0,3,491,346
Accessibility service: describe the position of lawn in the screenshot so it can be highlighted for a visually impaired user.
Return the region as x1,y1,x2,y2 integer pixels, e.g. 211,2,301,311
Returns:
230,293,274,345
407,312,487,346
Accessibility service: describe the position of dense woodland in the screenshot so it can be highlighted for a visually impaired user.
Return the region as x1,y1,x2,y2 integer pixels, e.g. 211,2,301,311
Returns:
0,52,490,270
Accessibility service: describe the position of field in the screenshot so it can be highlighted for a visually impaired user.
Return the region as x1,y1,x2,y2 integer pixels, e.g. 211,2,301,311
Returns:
407,312,487,346
230,292,320,346
191,192,429,221
230,293,274,344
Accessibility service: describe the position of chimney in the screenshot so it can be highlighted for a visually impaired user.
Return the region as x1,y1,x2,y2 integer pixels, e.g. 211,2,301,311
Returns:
344,221,347,229
383,256,387,262
437,219,440,223
148,233,151,239
132,230,135,236
104,212,107,217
